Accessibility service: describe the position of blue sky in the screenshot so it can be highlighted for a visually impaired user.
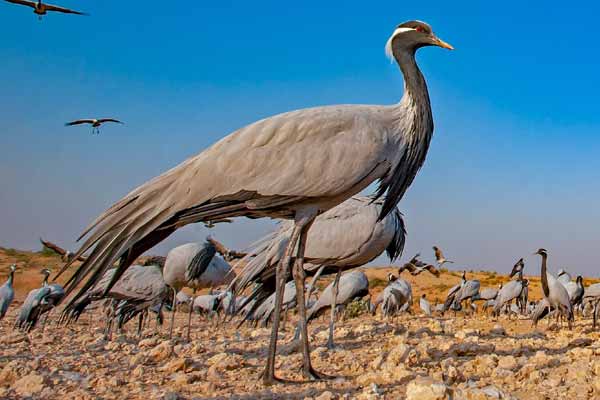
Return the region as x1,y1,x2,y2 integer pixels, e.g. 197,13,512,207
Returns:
1,1,599,276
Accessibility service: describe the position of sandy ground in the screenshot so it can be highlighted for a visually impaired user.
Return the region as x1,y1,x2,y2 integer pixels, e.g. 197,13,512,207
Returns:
2,247,600,399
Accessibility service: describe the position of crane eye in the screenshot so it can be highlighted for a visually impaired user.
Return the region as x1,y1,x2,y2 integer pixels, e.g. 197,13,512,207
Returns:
415,26,427,33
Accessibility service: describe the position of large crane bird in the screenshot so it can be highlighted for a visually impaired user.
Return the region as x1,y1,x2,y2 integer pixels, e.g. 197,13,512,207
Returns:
162,240,234,340
231,196,406,334
533,249,573,329
57,20,452,384
15,269,65,332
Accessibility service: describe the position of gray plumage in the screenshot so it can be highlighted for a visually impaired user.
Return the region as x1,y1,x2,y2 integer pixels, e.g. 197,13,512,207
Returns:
493,281,525,315
557,269,572,285
0,265,16,320
15,269,64,331
451,276,480,310
443,271,465,311
58,20,451,383
164,240,232,291
419,294,431,316
306,271,369,321
63,264,169,326
161,240,235,339
564,276,584,306
478,285,501,301
534,249,573,328
373,274,412,317
583,283,600,328
193,294,220,314
232,196,406,295
246,281,300,324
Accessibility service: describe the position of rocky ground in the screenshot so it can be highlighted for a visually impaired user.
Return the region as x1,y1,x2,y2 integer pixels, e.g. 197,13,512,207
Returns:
2,306,600,400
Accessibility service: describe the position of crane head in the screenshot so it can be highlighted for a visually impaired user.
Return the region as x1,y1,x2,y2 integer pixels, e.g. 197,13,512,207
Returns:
386,20,453,60
534,248,548,257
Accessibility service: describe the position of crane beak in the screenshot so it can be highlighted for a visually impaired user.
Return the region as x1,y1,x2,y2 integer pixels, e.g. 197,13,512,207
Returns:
433,36,454,50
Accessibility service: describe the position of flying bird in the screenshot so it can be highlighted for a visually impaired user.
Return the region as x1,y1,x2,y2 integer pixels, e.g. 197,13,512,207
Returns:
65,118,123,134
4,0,87,19
40,238,87,263
433,246,453,267
58,20,452,384
398,255,440,277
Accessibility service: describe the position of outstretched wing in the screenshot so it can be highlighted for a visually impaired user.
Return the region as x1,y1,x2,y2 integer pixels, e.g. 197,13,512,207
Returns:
40,238,67,256
44,3,87,15
97,118,123,124
65,119,95,126
5,0,36,9
424,264,440,277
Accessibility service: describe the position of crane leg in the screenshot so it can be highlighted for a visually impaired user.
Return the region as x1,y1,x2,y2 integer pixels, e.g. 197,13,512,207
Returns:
186,289,197,342
262,218,304,384
168,287,176,340
292,215,333,381
327,269,342,350
263,209,315,385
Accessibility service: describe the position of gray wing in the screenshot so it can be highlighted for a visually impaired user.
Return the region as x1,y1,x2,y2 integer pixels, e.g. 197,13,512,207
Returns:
59,105,401,309
307,271,368,320
478,287,498,300
493,281,523,312
5,0,36,8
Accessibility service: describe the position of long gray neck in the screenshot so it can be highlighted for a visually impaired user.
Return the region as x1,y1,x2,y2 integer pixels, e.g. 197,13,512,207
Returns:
374,47,435,219
42,274,49,286
396,51,431,113
7,271,14,286
540,255,549,298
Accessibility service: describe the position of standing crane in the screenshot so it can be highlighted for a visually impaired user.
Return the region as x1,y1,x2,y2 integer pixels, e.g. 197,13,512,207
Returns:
493,258,527,317
371,273,413,317
62,262,169,338
533,249,573,329
15,269,64,332
305,271,370,348
161,239,234,340
58,20,452,384
0,265,16,321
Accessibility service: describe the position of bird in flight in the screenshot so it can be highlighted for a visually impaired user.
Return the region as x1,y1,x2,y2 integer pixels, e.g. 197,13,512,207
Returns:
65,118,123,134
433,245,453,267
4,0,87,19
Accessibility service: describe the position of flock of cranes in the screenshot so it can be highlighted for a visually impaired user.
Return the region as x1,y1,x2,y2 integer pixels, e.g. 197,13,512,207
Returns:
1,15,598,390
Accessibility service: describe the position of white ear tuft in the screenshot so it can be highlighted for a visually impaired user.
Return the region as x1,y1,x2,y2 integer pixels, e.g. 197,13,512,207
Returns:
385,27,415,61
